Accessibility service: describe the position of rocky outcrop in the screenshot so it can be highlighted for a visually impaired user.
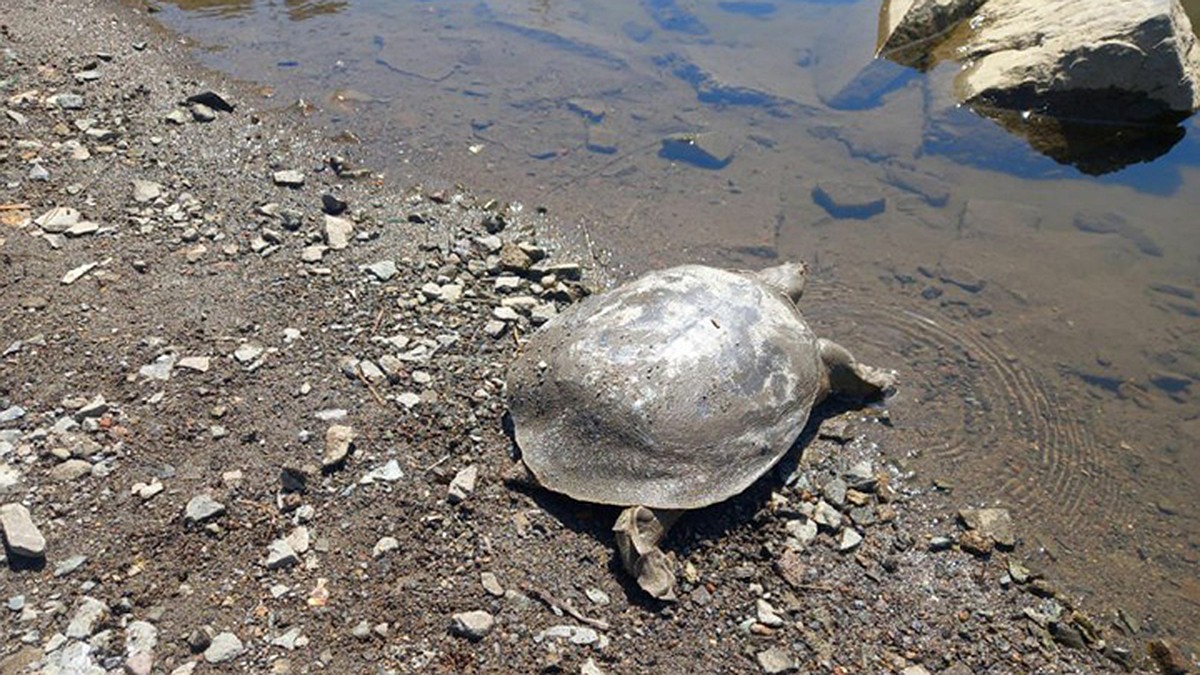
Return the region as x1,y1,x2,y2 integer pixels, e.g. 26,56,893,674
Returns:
877,0,1200,123
877,0,986,64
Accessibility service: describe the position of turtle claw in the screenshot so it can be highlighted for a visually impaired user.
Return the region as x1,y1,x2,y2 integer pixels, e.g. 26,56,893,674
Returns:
613,506,681,601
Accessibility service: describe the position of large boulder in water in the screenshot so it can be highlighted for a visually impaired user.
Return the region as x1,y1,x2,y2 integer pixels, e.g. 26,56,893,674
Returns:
877,0,1200,123
959,0,1200,123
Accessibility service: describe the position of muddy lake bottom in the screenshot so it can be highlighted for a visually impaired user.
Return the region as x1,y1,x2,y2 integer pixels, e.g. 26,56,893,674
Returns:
0,0,1196,670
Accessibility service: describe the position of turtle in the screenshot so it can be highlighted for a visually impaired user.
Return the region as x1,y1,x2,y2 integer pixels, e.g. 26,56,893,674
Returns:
504,262,896,600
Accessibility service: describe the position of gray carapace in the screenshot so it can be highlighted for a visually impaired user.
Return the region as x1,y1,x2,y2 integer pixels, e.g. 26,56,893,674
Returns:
506,262,896,600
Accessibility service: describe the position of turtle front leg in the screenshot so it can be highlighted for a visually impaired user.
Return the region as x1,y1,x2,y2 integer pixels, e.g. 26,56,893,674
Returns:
817,338,897,402
613,506,682,601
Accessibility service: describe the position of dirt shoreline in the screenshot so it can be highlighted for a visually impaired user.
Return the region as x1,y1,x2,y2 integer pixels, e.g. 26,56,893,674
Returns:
0,1,1188,673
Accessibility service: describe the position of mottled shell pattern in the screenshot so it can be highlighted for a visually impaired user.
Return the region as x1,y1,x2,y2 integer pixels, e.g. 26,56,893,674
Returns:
506,265,824,510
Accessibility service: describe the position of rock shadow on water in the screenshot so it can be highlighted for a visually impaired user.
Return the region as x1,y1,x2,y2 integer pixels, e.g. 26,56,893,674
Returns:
968,105,1188,178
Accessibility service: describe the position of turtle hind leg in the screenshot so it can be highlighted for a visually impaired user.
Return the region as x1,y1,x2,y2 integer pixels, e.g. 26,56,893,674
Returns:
818,338,897,401
613,506,682,601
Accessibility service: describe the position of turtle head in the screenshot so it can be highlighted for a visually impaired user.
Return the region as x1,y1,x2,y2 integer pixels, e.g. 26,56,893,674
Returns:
755,261,808,303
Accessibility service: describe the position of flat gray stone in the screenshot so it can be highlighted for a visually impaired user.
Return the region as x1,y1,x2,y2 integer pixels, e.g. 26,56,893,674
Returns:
54,554,88,577
324,215,353,250
757,646,798,673
132,180,163,203
322,425,355,468
958,507,1016,548
36,206,81,233
139,354,176,381
272,170,304,187
204,632,244,663
364,260,397,281
447,465,478,504
185,494,226,523
450,610,495,641
50,459,92,481
0,503,45,558
265,539,299,570
66,596,108,639
0,406,25,423
359,459,403,484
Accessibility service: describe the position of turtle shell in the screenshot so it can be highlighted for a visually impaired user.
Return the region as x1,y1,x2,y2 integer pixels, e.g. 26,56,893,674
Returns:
506,265,824,510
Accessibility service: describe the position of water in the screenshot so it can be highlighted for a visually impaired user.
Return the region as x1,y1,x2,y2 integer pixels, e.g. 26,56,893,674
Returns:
156,0,1200,646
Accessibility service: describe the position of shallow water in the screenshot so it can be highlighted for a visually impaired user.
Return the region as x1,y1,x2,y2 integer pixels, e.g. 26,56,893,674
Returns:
156,0,1200,647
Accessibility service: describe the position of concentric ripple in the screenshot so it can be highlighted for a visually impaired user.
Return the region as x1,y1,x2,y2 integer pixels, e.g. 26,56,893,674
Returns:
803,280,1121,531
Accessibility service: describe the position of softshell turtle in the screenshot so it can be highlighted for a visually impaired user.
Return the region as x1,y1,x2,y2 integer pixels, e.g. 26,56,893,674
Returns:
505,262,895,599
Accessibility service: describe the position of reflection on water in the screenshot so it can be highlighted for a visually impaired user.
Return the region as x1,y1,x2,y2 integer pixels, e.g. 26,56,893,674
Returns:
155,0,1200,653
165,0,345,21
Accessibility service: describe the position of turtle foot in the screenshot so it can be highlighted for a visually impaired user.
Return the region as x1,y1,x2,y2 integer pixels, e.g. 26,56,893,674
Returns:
818,338,898,401
613,506,681,601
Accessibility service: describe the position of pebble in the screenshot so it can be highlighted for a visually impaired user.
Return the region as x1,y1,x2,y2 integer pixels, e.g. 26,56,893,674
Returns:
65,596,108,638
585,587,610,606
191,102,216,122
813,500,842,530
322,425,355,468
785,517,817,547
49,93,85,110
272,170,305,187
397,392,421,409
450,610,495,641
838,528,863,552
359,459,403,484
756,598,784,627
321,194,348,215
493,306,521,322
177,356,210,372
480,572,504,597
265,538,299,570
53,554,88,577
50,458,92,481
29,164,50,181
125,620,158,654
823,477,848,506
164,109,189,125
271,626,307,650
756,646,798,674
958,508,1016,548
900,666,931,675
204,632,244,663
0,503,46,558
537,624,601,646
139,354,176,380
61,261,98,285
581,658,607,675
324,215,353,250
447,465,478,504
0,405,25,423
185,494,226,523
301,245,327,263
131,179,163,203
233,343,264,364
373,536,400,558
125,650,154,675
364,260,396,281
